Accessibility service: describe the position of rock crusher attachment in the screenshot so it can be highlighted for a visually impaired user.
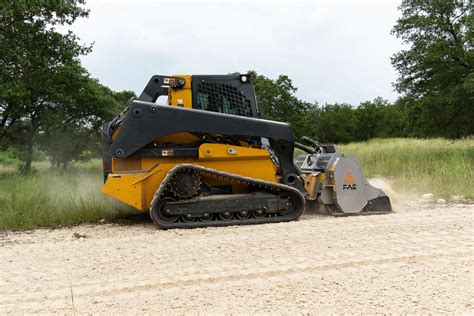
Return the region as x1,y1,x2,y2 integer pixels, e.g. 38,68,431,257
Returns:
101,74,392,229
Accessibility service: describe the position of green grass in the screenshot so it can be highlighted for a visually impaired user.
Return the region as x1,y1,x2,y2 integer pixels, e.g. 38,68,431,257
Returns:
0,160,134,231
339,138,474,199
1,138,473,231
0,148,19,165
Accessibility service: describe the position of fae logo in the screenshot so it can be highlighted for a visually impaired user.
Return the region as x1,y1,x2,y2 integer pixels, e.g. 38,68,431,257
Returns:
342,172,357,190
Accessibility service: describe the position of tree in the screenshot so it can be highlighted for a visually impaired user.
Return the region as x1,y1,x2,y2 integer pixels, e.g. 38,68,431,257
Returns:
354,97,407,140
251,71,316,139
313,103,358,144
354,98,389,141
0,1,91,171
37,78,135,169
391,0,473,137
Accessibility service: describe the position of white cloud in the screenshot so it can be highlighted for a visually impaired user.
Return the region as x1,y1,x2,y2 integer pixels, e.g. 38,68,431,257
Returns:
69,0,403,105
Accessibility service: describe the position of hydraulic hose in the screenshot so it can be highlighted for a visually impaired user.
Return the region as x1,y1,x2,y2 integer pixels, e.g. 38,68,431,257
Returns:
294,141,316,154
301,136,325,153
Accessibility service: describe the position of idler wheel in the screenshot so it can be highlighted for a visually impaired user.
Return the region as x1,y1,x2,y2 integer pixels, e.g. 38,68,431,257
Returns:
151,197,179,223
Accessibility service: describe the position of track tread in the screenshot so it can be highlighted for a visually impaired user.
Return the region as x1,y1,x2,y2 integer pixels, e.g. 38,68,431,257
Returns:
150,163,306,229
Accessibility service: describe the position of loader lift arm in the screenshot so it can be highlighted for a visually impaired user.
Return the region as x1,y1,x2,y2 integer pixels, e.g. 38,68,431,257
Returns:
110,101,306,192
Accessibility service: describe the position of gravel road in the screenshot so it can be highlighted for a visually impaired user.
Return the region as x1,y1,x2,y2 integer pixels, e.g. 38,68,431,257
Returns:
0,190,473,314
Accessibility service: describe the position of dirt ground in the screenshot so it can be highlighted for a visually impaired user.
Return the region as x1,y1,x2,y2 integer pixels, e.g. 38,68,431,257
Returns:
0,183,473,314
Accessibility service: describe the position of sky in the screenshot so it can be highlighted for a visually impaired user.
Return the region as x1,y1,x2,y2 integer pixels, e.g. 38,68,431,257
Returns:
68,0,404,105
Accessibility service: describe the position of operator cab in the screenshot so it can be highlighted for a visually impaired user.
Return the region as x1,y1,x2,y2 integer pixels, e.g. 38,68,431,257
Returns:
138,73,260,118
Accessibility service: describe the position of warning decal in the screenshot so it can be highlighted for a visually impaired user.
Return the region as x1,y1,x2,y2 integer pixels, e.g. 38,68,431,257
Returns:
343,172,356,185
342,172,357,190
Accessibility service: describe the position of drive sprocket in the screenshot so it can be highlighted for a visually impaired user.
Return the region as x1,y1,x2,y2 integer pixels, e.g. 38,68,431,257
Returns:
170,170,201,199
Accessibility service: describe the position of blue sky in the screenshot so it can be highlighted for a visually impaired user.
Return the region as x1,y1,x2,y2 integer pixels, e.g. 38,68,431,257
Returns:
69,0,404,105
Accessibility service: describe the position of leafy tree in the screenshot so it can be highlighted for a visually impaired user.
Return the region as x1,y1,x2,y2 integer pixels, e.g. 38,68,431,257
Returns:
251,71,316,139
378,101,408,138
391,0,473,137
313,103,358,144
354,97,389,141
37,79,135,169
0,0,91,171
354,97,407,140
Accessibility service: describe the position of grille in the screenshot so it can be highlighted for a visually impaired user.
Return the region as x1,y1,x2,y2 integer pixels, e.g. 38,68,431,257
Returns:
195,82,253,117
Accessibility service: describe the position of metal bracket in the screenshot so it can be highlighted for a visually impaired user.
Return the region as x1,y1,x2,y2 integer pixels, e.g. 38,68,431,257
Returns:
138,75,186,103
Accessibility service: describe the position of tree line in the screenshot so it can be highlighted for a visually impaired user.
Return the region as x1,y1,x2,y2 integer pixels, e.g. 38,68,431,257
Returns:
253,73,406,144
254,0,472,143
0,0,472,172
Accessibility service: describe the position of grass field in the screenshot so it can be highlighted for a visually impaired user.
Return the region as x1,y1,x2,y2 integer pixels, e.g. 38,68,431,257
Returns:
339,138,473,200
0,138,472,230
0,160,133,230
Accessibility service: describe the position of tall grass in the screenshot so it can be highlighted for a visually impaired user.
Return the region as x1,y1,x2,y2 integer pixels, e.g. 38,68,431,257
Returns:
0,160,133,230
0,138,472,231
340,138,473,199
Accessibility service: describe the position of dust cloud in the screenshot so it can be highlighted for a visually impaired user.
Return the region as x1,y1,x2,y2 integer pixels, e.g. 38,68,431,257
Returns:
367,177,411,212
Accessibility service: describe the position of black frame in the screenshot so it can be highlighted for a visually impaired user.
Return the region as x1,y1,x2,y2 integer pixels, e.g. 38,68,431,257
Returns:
138,75,186,103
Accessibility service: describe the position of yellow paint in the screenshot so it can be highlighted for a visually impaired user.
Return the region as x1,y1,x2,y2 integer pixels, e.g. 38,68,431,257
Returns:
167,74,192,108
101,173,145,209
304,172,320,200
155,133,200,144
328,159,339,185
101,144,279,211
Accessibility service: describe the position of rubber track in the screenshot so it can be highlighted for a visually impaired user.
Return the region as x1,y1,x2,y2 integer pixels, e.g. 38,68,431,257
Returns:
150,163,306,229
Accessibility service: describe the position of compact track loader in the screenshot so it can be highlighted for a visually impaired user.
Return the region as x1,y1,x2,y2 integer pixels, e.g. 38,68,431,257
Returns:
101,74,391,229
